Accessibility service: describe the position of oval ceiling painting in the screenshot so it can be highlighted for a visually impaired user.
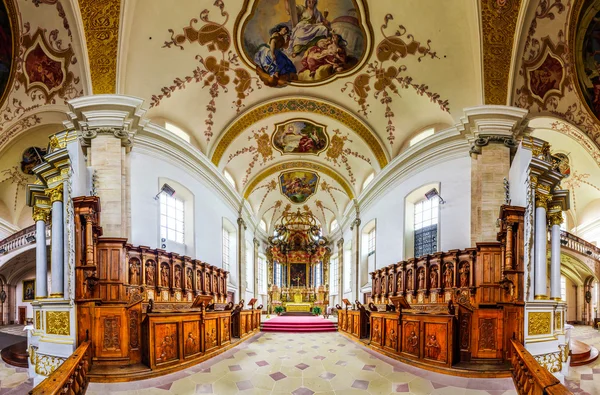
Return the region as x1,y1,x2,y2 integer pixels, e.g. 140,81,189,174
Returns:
0,0,17,108
235,0,373,87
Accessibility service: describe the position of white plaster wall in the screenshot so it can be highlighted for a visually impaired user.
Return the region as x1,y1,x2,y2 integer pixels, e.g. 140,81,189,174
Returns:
15,271,36,322
359,156,471,272
565,276,578,322
130,151,240,278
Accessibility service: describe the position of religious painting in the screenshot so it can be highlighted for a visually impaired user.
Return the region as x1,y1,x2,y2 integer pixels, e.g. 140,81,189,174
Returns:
235,0,373,87
279,170,319,204
272,119,329,155
23,279,35,301
552,152,570,177
0,0,17,108
575,6,600,120
21,147,47,175
290,263,307,286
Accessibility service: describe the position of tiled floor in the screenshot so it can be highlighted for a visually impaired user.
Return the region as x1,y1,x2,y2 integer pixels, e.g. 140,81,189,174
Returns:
88,332,516,395
565,325,600,395
0,360,32,394
0,325,26,337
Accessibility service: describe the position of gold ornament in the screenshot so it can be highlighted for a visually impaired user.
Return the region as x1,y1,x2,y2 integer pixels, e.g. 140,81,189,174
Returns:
45,184,64,203
535,193,552,210
35,310,41,330
46,311,70,336
528,312,551,336
32,206,50,222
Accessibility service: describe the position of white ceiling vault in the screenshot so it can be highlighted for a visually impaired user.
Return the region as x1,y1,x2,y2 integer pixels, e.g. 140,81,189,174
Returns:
118,0,482,231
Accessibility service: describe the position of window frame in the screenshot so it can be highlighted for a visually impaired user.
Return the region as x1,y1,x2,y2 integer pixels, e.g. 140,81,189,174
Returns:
222,228,231,271
160,194,185,245
413,197,439,257
330,255,339,295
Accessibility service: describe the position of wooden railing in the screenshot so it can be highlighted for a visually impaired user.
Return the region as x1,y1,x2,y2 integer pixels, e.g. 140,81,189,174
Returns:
510,339,571,395
560,230,600,261
29,341,91,395
0,224,50,254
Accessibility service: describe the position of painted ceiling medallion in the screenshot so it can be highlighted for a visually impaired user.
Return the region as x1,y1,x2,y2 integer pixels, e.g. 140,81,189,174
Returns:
272,118,328,155
279,170,319,204
0,0,19,109
521,38,566,107
18,28,76,104
235,0,373,87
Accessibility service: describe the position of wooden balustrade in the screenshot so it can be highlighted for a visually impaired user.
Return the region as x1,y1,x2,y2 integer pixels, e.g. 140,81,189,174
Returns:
30,341,91,395
509,339,571,395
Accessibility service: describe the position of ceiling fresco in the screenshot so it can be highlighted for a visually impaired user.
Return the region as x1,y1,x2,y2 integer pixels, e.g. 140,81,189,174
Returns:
0,0,18,109
574,1,600,121
235,0,373,87
279,170,319,204
272,118,328,155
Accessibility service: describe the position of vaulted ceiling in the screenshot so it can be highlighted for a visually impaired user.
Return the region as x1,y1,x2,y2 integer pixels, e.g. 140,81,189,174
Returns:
1,0,600,236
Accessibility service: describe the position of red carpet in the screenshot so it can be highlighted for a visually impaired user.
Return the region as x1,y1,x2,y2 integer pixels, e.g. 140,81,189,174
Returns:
261,315,337,332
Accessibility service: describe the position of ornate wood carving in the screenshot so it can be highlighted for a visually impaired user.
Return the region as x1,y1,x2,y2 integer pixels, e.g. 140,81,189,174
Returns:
371,317,382,345
155,324,178,363
478,318,497,351
102,316,120,351
205,319,218,351
129,310,139,350
146,260,156,286
129,258,140,285
403,321,419,356
459,313,471,350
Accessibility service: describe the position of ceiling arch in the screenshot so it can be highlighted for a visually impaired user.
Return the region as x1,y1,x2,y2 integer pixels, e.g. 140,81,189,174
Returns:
210,96,389,168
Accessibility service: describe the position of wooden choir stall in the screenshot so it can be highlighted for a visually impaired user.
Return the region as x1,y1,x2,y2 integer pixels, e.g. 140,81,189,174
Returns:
73,197,261,381
338,206,525,376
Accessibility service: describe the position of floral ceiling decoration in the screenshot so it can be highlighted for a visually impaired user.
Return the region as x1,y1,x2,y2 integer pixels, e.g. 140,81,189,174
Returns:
29,0,72,41
234,0,373,87
227,127,274,185
154,0,262,142
324,128,370,184
248,179,278,211
320,180,343,211
550,121,600,167
342,14,448,145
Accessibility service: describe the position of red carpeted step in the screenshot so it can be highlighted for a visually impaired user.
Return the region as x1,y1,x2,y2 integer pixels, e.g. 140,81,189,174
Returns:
261,316,337,333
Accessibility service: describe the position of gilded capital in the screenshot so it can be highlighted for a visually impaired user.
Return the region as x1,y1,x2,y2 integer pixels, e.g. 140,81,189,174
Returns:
45,184,64,203
535,193,551,210
32,207,50,222
548,212,563,227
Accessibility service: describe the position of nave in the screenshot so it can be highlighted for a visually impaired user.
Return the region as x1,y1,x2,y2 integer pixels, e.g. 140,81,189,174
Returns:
87,331,516,395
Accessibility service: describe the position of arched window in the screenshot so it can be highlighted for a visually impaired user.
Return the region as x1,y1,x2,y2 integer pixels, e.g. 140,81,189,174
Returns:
362,172,374,191
222,218,236,276
160,194,184,244
224,170,236,188
414,197,439,257
361,220,377,276
157,178,194,256
330,219,338,233
165,122,191,143
409,127,435,147
259,220,267,232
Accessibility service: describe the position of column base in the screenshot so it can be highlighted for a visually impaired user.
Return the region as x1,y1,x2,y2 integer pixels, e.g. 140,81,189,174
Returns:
534,295,549,300
48,293,64,298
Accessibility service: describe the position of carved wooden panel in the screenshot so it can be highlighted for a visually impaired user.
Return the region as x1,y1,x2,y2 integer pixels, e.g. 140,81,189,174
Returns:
459,312,471,352
174,266,182,289
155,323,178,364
146,260,156,286
402,320,420,357
129,310,139,350
240,314,247,336
160,263,170,288
352,314,360,337
220,316,230,345
384,318,399,352
205,318,218,352
102,316,121,351
371,317,383,347
183,321,201,358
424,322,448,364
473,309,503,359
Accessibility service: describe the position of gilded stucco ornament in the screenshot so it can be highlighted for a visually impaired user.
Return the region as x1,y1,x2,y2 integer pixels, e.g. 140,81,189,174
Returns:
35,352,67,376
46,311,70,336
32,206,50,222
45,184,64,204
528,312,552,336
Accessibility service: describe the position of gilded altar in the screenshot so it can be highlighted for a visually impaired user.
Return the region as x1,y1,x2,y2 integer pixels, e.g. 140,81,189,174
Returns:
268,285,328,313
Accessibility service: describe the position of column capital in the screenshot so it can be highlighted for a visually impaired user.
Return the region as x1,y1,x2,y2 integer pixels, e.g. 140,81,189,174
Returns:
458,105,529,156
548,211,563,227
32,206,50,222
535,192,552,209
45,184,64,204
63,95,148,153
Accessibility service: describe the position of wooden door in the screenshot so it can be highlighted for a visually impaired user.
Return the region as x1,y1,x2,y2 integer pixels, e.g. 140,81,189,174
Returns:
18,307,26,325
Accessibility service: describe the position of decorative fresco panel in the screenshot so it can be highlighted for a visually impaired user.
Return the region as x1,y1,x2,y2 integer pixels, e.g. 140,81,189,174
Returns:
272,119,328,155
576,5,600,121
279,170,319,203
0,0,17,108
235,0,373,87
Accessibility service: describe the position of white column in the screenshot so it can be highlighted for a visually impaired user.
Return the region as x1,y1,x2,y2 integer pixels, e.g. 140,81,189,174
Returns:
534,194,549,300
33,208,49,298
47,185,64,297
549,212,562,300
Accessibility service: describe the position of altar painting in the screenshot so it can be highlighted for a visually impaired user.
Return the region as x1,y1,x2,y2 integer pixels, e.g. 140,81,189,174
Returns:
290,263,307,286
236,0,372,87
273,119,328,155
279,170,319,203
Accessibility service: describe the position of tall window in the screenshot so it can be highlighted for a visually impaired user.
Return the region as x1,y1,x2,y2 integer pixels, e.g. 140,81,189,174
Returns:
344,247,351,292
330,255,339,295
561,275,567,301
315,262,323,287
222,228,231,271
368,228,376,255
246,241,253,291
274,262,281,287
258,255,266,294
414,198,438,257
160,194,184,244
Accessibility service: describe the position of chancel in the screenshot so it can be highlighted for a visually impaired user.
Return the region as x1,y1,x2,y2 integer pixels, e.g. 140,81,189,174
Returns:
0,0,600,394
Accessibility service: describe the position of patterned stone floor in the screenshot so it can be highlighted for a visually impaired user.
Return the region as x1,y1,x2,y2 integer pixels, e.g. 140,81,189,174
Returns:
88,332,516,395
565,325,600,395
0,358,32,394
0,325,26,337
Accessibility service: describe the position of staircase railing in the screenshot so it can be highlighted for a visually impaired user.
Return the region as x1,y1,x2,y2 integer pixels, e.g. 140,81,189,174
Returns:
510,338,571,395
29,341,91,395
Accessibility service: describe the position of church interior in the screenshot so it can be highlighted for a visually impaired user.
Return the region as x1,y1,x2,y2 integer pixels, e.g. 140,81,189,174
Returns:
1,0,600,394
